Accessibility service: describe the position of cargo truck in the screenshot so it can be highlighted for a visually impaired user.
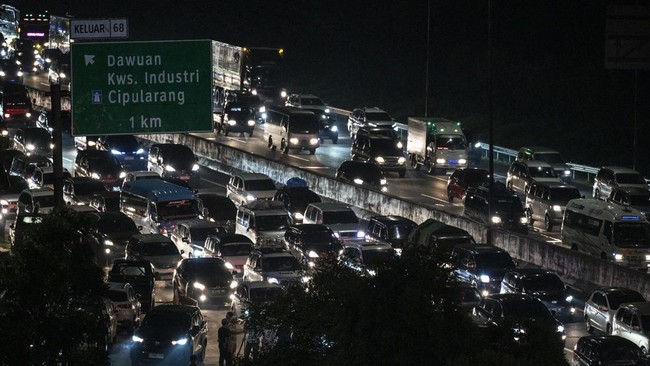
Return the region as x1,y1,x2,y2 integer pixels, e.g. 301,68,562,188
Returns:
211,41,286,111
406,117,469,175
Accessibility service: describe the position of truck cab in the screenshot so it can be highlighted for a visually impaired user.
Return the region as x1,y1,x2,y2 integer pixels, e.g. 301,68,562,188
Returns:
407,117,469,175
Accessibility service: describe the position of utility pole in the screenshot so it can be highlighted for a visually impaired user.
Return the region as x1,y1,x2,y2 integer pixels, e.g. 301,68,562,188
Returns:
51,83,64,208
487,0,494,245
424,0,431,117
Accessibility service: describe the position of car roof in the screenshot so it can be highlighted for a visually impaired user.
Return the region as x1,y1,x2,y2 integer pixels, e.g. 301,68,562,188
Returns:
130,233,173,243
370,215,416,225
356,107,387,113
207,233,253,243
518,160,553,168
519,146,560,154
296,94,319,99
619,302,650,313
177,218,224,229
107,281,132,291
485,293,537,304
244,281,284,290
292,223,333,232
597,287,643,295
453,244,509,255
344,240,393,250
601,166,642,174
236,172,273,181
615,187,650,195
307,202,354,212
255,250,295,258
23,187,54,196
579,335,640,347
531,181,578,189
506,268,560,278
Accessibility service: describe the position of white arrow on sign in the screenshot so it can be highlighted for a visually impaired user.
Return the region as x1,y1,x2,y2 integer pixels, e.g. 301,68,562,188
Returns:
84,55,95,66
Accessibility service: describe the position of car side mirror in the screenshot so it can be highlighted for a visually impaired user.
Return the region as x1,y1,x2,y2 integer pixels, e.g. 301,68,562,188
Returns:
137,225,143,231
180,249,185,255
633,325,641,331
182,237,189,243
598,305,608,312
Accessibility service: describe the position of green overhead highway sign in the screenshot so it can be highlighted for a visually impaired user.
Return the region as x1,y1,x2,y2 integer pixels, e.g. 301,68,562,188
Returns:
71,40,213,135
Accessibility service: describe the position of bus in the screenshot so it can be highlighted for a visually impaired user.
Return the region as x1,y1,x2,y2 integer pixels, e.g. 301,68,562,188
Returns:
120,179,200,236
561,198,650,271
0,4,19,48
263,106,320,155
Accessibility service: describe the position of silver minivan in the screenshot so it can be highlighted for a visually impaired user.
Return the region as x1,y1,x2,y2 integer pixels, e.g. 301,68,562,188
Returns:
226,172,277,207
612,302,650,352
235,201,291,248
524,181,581,231
302,202,363,242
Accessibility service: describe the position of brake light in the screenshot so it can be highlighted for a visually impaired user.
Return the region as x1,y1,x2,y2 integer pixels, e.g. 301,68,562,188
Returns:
437,147,448,150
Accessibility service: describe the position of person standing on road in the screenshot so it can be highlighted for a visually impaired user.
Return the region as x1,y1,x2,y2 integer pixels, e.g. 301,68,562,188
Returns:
218,318,232,366
227,316,244,357
243,319,262,365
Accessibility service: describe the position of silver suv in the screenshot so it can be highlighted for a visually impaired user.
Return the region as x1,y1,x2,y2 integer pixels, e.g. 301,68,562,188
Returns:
524,181,581,231
593,166,648,201
506,160,562,194
347,107,394,139
516,147,571,181
226,172,277,207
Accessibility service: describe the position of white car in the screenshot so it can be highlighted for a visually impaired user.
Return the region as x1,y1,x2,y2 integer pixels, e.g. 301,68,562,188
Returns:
584,287,646,334
226,172,277,207
230,281,284,318
106,282,142,333
612,302,650,353
242,250,303,287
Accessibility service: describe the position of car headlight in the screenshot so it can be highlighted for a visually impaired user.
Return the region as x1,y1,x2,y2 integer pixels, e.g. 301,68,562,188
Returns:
259,106,266,113
172,338,188,346
15,60,21,65
491,216,502,224
230,280,238,289
436,158,446,164
520,217,528,224
294,212,304,220
132,335,144,343
324,108,330,114
59,72,66,78
356,231,365,238
0,71,5,77
228,120,237,126
251,89,258,95
458,159,467,165
104,239,114,246
91,173,101,179
552,205,562,212
557,325,565,333
645,255,650,261
375,156,385,163
614,253,623,261
224,262,234,270
246,194,256,201
367,269,377,277
0,199,7,206
192,163,200,171
308,250,319,258
398,157,406,163
25,112,31,118
301,276,311,283
17,71,23,77
566,295,573,302
380,179,387,185
193,282,205,290
50,143,54,149
136,148,145,154
247,120,255,126
26,144,35,151
280,90,287,98
289,138,299,144
397,141,403,149
267,277,279,284
165,165,176,172
310,138,319,145
331,125,338,132
119,171,126,179
353,178,363,185
1,130,7,136
480,275,490,283
564,170,571,176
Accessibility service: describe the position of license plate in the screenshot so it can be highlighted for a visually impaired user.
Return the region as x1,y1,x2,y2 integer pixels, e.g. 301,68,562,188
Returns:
179,175,190,180
211,288,225,295
449,160,458,164
125,156,134,160
148,353,164,359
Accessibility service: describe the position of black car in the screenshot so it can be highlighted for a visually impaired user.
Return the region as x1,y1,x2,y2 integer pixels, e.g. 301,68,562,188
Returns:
196,192,237,232
446,168,490,203
221,90,264,122
450,244,516,296
13,127,52,157
172,257,236,307
0,149,27,172
73,149,125,189
365,215,416,249
472,293,566,345
84,211,141,266
284,224,343,267
464,183,528,235
63,177,108,206
335,160,388,193
216,102,256,137
130,305,208,365
573,335,644,365
147,143,200,187
89,191,121,212
107,259,156,312
351,134,406,177
97,135,147,171
273,186,321,224
37,109,72,134
0,58,24,84
500,268,575,319
48,52,70,87
0,174,30,226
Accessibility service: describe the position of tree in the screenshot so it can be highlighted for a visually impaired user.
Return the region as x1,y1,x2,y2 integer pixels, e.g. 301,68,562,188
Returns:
0,207,109,365
244,245,568,366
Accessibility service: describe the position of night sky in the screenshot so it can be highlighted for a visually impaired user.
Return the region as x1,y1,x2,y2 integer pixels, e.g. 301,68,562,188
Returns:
5,0,650,174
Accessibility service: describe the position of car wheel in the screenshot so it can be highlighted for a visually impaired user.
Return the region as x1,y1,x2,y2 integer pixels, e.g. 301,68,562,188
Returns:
332,136,338,144
268,136,273,149
172,288,179,305
198,340,207,361
594,189,600,199
447,189,454,203
585,316,594,333
411,156,420,171
224,128,229,137
309,149,316,155
398,170,406,178
642,347,647,355
248,129,254,137
544,214,553,231
526,209,534,225
606,323,612,334
506,181,513,191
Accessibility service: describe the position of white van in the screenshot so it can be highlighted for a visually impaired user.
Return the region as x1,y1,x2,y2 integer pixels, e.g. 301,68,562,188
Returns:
262,106,320,154
561,198,650,271
303,202,363,242
235,200,291,248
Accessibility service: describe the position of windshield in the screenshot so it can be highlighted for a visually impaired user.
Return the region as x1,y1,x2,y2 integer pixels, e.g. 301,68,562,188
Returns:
244,179,276,191
34,195,55,208
255,215,291,231
26,130,51,143
141,241,180,256
549,188,581,202
262,256,301,272
535,152,565,164
616,173,647,185
200,196,237,220
303,232,341,251
630,194,650,206
364,111,392,121
226,106,256,119
493,198,524,214
528,166,558,178
250,287,285,302
43,172,72,185
464,170,489,185
460,287,482,303
88,156,121,171
105,290,127,302
369,140,402,156
475,252,515,270
282,189,320,209
189,260,231,277
157,199,199,221
522,274,565,292
107,136,140,151
363,248,397,268
435,135,467,150
98,215,138,233
323,210,358,225
607,291,646,309
288,114,318,133
141,311,191,331
74,181,107,196
190,227,225,244
501,299,552,320
613,222,650,248
220,243,253,257
301,97,324,106
599,342,640,362
389,223,416,239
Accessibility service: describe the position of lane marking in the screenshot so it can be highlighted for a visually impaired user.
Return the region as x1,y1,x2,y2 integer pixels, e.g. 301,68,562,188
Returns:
226,137,248,143
288,155,309,162
200,177,224,188
420,193,449,204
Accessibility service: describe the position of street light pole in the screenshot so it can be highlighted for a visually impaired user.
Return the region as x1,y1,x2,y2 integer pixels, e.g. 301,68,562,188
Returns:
424,0,431,117
50,83,64,208
487,0,494,246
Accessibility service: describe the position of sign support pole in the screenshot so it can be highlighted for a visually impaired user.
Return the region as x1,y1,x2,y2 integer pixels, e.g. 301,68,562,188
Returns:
51,83,64,208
